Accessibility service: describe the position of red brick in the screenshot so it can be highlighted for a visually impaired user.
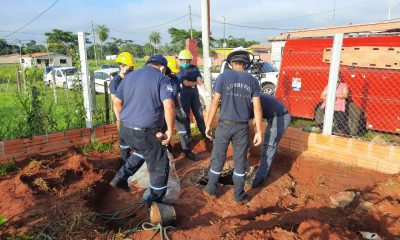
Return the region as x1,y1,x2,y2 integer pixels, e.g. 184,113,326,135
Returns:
0,141,4,155
65,128,82,136
357,157,378,171
377,158,400,174
96,135,112,142
0,154,13,164
47,132,65,140
94,126,105,137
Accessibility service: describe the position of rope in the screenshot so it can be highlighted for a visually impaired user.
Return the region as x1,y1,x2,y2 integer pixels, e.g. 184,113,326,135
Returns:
95,201,145,223
142,222,175,240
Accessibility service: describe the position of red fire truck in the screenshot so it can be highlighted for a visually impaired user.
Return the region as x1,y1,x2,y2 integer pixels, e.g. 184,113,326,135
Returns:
275,35,400,135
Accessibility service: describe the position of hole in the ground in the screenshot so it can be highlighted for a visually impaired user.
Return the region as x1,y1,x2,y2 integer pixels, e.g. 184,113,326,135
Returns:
190,168,234,186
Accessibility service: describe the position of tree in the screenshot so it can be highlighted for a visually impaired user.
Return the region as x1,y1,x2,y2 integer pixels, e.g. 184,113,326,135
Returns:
211,36,260,48
167,28,203,50
96,25,109,59
24,40,45,54
44,29,78,55
0,39,19,55
149,32,161,54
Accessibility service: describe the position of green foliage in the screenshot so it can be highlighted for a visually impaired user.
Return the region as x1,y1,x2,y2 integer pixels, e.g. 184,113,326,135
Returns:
168,28,202,49
0,64,18,84
16,87,57,136
77,141,115,155
44,29,78,55
212,35,260,48
96,25,109,43
0,215,8,226
149,31,161,54
0,161,19,176
0,39,20,55
24,40,46,54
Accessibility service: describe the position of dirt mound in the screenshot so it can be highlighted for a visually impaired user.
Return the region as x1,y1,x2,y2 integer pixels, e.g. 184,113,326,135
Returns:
0,140,399,239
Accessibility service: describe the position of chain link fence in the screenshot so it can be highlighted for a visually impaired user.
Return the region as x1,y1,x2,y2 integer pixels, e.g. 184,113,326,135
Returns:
275,34,400,146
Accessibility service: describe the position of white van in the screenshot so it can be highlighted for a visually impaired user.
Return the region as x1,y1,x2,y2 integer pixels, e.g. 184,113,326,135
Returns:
44,67,82,89
94,68,119,94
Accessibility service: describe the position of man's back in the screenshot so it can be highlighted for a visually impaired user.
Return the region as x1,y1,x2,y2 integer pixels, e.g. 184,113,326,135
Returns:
214,69,260,122
259,93,288,120
116,65,173,128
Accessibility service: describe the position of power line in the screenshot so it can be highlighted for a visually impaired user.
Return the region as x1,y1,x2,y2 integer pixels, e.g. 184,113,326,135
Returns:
192,13,293,31
242,0,376,24
2,0,61,39
0,30,44,36
107,14,189,34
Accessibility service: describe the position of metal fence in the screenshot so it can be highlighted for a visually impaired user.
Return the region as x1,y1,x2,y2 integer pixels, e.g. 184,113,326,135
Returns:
275,33,400,146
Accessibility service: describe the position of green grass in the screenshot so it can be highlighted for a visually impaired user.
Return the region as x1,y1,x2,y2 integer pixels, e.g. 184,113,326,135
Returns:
0,161,19,176
77,141,115,155
0,215,8,227
290,117,314,128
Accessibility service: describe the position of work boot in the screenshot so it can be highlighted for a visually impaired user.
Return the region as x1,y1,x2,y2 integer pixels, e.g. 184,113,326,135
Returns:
202,188,217,199
233,193,250,205
250,178,266,189
184,150,196,161
109,175,130,191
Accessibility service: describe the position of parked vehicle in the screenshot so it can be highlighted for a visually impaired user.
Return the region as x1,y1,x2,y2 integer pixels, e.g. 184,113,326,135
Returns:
275,35,400,135
44,67,82,89
101,64,119,69
94,68,119,93
198,58,279,109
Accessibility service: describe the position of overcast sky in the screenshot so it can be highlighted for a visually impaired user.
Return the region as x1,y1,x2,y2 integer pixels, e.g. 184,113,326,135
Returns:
1,0,399,46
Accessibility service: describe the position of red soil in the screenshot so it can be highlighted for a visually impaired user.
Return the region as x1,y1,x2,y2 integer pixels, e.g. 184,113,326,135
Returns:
0,140,399,240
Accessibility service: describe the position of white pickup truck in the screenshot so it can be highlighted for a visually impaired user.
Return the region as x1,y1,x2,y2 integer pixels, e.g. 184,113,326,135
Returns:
198,59,279,109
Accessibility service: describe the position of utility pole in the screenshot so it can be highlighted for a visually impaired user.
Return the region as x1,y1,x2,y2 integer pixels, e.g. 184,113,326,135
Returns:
91,20,99,69
189,5,193,39
201,0,212,111
223,16,226,59
18,40,22,69
388,0,392,20
332,0,336,25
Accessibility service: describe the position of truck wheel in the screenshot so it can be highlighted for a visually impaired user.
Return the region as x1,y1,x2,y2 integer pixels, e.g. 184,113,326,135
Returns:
314,104,324,126
261,83,275,95
347,102,365,136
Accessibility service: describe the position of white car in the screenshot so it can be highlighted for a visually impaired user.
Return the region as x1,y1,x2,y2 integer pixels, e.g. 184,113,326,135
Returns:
44,67,82,89
94,68,119,94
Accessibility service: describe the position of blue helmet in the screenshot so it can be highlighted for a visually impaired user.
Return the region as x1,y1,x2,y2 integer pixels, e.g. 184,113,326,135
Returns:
146,55,168,67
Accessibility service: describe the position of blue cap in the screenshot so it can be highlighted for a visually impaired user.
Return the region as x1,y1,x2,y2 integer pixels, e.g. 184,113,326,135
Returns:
146,55,168,67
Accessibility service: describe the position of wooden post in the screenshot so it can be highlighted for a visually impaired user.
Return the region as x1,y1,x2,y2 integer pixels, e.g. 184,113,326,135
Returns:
16,67,21,92
23,68,27,94
104,81,110,124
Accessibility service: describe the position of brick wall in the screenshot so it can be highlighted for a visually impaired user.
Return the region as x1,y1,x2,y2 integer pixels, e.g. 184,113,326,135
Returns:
0,124,118,164
279,127,400,174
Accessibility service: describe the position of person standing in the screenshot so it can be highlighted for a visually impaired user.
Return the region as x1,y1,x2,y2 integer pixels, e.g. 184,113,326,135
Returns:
109,52,138,165
246,93,291,188
176,49,207,140
320,74,350,135
110,55,175,204
166,56,196,161
203,47,263,204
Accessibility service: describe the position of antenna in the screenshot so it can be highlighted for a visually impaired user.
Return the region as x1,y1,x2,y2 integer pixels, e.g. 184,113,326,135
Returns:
388,0,392,20
332,0,337,25
189,5,193,39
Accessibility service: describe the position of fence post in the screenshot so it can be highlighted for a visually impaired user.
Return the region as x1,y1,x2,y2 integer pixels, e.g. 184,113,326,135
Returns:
16,67,21,92
104,81,110,124
23,68,27,94
323,33,344,135
52,70,58,105
77,31,95,143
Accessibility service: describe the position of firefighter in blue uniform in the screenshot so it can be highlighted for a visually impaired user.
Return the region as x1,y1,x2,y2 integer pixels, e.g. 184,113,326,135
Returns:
110,55,175,204
109,52,138,165
203,47,263,204
246,93,291,188
166,57,196,161
176,49,207,140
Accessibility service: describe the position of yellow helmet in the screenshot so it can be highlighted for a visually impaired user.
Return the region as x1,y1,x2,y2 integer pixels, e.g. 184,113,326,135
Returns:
116,52,135,67
178,49,193,60
166,56,180,73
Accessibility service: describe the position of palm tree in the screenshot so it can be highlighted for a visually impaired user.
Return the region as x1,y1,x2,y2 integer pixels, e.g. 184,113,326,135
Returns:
96,25,109,59
149,32,161,54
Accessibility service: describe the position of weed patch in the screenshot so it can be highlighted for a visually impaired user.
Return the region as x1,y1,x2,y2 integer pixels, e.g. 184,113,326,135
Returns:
0,161,19,176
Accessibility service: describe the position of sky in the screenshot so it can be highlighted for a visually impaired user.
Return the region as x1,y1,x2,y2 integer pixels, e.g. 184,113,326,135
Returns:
0,0,399,46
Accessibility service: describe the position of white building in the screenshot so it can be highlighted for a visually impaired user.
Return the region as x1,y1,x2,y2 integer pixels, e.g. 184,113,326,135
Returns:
21,53,72,68
105,55,117,60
